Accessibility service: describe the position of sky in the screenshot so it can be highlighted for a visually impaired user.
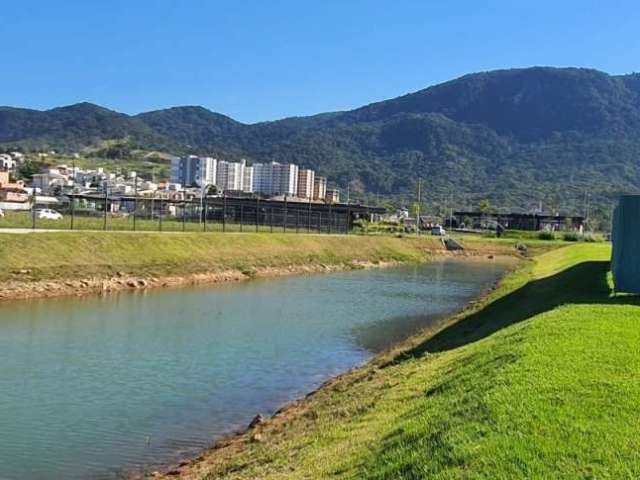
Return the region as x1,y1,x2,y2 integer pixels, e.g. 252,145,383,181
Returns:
1,0,639,123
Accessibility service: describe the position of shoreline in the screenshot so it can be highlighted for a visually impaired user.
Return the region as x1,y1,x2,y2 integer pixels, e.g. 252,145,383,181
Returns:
0,259,412,303
132,253,522,479
0,246,518,304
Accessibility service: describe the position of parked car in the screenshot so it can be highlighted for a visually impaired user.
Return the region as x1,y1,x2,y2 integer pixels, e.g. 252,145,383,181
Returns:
431,225,446,236
36,209,63,220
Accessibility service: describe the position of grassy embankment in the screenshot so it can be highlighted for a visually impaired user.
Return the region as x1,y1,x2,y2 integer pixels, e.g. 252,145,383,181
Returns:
168,242,639,480
1,232,500,285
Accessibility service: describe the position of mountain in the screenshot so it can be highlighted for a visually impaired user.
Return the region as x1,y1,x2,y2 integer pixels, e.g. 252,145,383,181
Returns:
0,102,163,149
2,67,640,221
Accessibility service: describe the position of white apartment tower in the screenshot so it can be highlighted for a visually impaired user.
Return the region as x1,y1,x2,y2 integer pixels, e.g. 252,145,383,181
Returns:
170,155,216,187
243,165,254,193
216,159,244,191
252,162,299,196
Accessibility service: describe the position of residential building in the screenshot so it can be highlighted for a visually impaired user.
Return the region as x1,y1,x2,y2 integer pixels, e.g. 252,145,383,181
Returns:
170,155,217,187
297,169,315,199
253,162,299,196
313,176,327,201
32,171,69,190
0,171,28,205
326,188,340,204
0,154,15,170
216,159,246,192
243,165,254,193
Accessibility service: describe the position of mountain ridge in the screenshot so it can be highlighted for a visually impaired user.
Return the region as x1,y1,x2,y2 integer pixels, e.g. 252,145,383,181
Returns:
2,66,640,220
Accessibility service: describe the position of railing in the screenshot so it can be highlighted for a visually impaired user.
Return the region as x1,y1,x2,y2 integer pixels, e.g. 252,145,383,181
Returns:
0,194,383,234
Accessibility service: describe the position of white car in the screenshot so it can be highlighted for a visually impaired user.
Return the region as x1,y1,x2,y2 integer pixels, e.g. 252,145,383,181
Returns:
431,225,446,236
36,209,63,220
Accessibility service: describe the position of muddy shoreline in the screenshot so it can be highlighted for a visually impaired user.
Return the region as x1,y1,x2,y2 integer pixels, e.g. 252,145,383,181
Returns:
0,248,512,304
0,260,405,303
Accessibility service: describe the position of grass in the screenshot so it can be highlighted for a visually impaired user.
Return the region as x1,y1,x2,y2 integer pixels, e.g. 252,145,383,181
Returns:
0,232,458,284
0,210,313,233
173,243,640,480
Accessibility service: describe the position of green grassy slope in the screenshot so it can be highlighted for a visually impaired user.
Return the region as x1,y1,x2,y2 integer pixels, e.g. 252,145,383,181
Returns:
0,232,456,284
181,243,639,480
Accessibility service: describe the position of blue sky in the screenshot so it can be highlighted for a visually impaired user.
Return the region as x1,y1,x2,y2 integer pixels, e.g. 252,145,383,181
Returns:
1,0,639,123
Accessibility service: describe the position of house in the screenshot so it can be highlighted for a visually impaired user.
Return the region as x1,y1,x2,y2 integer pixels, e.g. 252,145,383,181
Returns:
0,154,16,170
0,171,29,208
325,188,340,204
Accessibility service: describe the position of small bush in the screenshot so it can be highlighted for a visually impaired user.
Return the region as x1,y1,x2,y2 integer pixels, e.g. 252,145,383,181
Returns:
538,231,556,240
563,232,580,242
582,233,601,243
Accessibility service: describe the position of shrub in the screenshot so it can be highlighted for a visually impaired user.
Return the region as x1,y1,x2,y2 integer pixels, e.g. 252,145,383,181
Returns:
582,233,598,243
563,232,580,242
538,231,556,240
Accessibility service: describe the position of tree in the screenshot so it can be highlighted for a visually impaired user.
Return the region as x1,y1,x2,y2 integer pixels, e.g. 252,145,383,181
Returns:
479,199,491,214
17,160,39,180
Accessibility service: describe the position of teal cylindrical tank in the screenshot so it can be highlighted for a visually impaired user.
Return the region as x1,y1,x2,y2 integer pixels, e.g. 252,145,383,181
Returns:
611,195,640,293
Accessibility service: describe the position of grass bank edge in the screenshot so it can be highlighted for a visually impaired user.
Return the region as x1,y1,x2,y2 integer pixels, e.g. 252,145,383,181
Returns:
0,232,530,284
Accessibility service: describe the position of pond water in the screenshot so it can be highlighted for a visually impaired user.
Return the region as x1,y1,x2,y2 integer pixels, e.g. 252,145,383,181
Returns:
0,259,507,479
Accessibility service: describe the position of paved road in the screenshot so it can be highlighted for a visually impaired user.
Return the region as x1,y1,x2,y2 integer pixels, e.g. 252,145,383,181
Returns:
0,228,188,234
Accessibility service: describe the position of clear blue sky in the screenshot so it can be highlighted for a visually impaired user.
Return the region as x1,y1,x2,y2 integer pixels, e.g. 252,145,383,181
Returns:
1,0,639,123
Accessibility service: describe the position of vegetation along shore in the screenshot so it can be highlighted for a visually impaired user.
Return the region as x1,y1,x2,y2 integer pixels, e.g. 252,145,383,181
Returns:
143,241,639,479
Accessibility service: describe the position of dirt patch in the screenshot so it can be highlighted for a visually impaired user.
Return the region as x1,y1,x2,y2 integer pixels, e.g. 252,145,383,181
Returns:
0,260,405,303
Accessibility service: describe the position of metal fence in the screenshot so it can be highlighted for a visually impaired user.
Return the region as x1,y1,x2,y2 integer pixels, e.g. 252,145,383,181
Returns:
2,194,384,234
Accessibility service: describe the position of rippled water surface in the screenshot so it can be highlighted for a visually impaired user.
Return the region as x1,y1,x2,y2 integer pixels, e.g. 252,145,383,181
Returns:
0,259,507,479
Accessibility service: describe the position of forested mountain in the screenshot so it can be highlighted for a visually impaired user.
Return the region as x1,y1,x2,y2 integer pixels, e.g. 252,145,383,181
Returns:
2,67,640,219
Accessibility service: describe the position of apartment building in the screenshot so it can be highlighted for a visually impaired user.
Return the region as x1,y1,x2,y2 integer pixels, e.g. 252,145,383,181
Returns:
297,169,315,199
313,176,327,201
170,155,217,187
326,188,340,204
253,162,299,196
243,165,254,193
216,159,244,191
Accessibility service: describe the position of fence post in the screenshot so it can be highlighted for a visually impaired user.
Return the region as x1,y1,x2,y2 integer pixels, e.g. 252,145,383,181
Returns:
70,193,75,230
240,205,244,232
283,195,288,233
255,197,259,232
203,197,207,232
158,198,163,232
328,203,332,234
308,198,312,233
32,195,36,230
346,206,350,234
133,180,138,231
103,188,108,231
270,207,273,233
296,209,299,233
223,193,227,233
182,199,186,232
